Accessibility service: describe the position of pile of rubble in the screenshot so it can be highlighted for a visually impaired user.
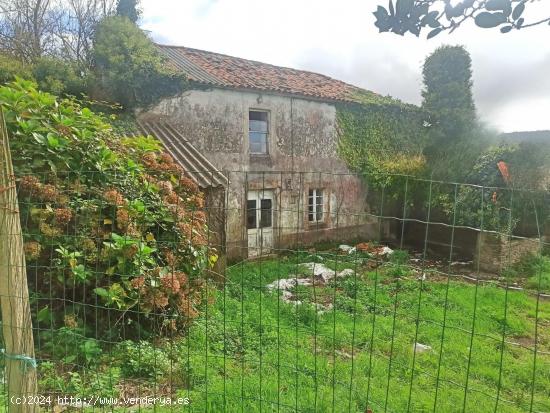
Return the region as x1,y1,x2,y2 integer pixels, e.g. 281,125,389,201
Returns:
265,262,354,305
339,242,394,256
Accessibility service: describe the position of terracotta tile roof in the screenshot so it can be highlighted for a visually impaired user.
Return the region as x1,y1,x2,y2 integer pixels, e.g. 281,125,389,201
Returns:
136,120,228,188
156,44,372,102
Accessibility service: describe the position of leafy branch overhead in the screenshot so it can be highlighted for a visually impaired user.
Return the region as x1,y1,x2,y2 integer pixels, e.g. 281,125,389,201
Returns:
373,0,550,38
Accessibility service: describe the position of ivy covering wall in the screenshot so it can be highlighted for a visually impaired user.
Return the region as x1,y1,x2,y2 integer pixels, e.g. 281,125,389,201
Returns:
336,94,549,234
336,92,428,191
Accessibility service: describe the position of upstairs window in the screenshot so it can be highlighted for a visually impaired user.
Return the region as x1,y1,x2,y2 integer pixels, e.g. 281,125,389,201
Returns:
308,189,324,223
249,110,268,154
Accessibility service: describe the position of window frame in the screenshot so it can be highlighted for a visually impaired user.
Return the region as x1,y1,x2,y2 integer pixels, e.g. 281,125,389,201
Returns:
248,109,269,155
246,199,257,229
308,188,324,223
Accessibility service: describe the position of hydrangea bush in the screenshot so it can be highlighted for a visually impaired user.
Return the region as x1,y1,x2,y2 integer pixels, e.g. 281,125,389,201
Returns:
0,78,213,340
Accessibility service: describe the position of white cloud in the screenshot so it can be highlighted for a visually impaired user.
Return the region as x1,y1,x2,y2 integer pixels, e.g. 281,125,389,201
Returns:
141,0,550,132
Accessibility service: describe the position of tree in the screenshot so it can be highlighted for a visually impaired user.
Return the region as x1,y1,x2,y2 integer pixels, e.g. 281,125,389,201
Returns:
421,45,485,180
116,0,140,23
0,0,57,62
32,57,89,96
93,16,186,108
422,45,476,138
0,53,33,83
53,0,116,66
0,0,116,65
373,0,550,39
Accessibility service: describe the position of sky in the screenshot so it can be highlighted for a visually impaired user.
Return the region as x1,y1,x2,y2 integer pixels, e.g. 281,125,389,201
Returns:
140,0,550,133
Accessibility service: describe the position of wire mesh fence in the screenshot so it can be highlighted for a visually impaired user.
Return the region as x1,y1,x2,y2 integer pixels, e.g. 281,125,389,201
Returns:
1,166,550,412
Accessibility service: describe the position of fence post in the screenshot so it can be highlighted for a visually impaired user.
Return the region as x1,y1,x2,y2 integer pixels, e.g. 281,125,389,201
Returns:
0,109,38,412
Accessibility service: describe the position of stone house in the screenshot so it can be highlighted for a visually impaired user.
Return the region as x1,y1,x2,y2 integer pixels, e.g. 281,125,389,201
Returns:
138,44,387,262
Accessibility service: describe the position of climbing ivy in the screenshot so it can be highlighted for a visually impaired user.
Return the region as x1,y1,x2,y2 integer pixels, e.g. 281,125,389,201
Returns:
337,96,549,232
337,94,429,192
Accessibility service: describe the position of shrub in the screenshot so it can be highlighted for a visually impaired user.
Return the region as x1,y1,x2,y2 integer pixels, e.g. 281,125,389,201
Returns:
0,54,33,84
39,361,120,397
514,253,550,292
32,57,89,97
386,250,411,278
93,16,187,108
514,253,550,276
0,79,212,341
389,249,409,265
114,340,171,380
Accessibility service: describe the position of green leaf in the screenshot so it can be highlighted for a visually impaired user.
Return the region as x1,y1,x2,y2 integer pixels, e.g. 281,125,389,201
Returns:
512,1,525,20
396,0,413,17
129,199,145,213
500,25,513,33
37,306,52,323
373,6,392,32
32,132,46,144
46,133,59,148
421,11,440,28
445,3,465,19
63,355,77,363
73,264,88,280
475,12,508,28
94,287,109,298
486,0,512,16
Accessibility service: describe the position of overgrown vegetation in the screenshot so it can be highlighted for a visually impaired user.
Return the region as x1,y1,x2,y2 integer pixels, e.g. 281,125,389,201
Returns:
0,0,186,110
338,45,550,232
93,16,186,108
337,97,428,190
23,251,550,411
0,79,213,341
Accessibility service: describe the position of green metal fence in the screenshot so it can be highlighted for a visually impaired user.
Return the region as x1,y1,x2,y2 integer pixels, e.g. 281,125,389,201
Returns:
1,167,549,412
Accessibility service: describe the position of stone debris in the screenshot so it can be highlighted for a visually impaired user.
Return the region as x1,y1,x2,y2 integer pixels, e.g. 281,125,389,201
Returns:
266,262,355,306
315,302,333,313
379,246,394,256
413,342,432,354
300,262,354,282
355,242,394,256
339,244,354,253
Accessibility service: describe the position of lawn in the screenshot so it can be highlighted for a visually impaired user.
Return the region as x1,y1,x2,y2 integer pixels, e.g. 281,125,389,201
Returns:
2,250,549,412
176,251,550,412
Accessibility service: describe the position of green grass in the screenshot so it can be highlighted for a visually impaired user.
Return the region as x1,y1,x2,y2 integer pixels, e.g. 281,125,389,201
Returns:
179,253,550,412
2,252,549,412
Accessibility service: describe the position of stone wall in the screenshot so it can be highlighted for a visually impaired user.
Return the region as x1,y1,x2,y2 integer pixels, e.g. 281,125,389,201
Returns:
475,232,541,274
403,222,543,276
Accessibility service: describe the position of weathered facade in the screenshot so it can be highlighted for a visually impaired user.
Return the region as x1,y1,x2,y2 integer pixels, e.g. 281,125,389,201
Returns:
139,45,383,260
